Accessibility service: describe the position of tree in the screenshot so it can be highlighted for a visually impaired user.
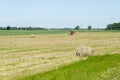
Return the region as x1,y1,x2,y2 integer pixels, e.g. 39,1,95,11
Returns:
7,26,11,30
106,22,120,30
74,25,80,30
106,24,113,30
88,25,92,30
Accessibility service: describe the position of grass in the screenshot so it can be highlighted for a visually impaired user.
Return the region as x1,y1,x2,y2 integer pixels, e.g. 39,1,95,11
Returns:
0,30,69,35
18,54,120,80
98,64,120,80
0,30,119,36
0,31,120,80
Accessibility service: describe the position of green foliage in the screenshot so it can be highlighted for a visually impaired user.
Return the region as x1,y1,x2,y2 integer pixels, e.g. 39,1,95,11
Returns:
88,25,92,30
0,26,47,30
18,54,120,80
106,22,120,30
74,25,80,30
7,26,11,30
0,26,73,30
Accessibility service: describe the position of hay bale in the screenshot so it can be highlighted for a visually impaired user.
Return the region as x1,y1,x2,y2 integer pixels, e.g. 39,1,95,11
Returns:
30,34,35,38
76,45,94,57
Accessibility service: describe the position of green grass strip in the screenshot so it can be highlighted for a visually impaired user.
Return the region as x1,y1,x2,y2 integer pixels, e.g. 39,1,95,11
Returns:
0,30,69,35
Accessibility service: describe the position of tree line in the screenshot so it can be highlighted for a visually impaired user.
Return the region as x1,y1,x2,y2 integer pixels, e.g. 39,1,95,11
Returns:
0,26,92,30
0,22,120,30
74,25,92,30
106,22,120,30
0,26,47,30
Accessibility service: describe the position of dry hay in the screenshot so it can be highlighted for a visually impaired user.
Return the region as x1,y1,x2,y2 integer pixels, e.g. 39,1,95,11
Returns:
30,34,35,38
76,45,94,57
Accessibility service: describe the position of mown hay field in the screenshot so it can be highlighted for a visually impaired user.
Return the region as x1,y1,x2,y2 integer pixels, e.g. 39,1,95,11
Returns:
0,31,120,80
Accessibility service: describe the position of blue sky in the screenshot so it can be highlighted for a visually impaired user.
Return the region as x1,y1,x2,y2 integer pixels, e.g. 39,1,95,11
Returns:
0,0,120,28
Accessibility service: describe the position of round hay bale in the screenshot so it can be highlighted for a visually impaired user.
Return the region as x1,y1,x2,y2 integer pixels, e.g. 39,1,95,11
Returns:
76,45,94,57
30,34,35,38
